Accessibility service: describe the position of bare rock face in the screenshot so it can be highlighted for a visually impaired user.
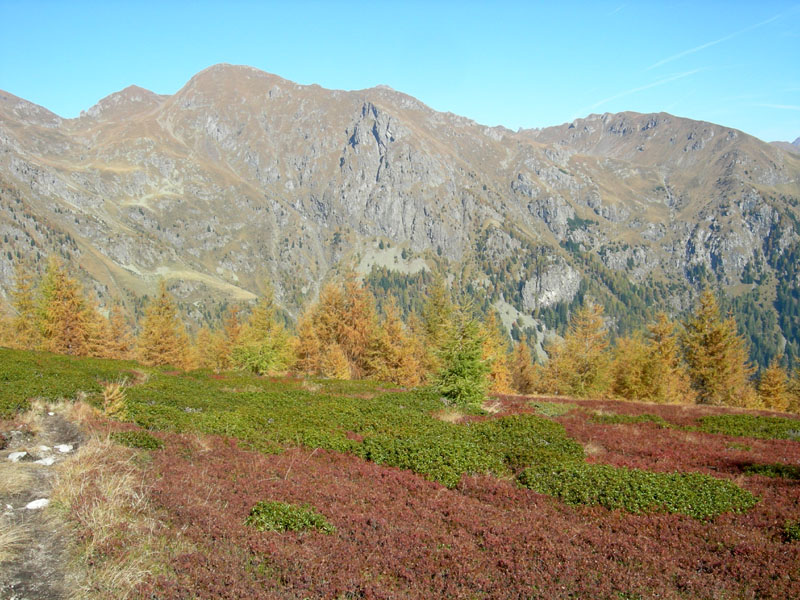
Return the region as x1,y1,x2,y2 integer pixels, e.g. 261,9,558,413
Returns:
521,260,581,311
0,64,799,353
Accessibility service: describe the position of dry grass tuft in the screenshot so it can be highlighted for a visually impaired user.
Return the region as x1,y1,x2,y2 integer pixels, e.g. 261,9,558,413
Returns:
17,398,55,434
0,519,28,564
583,441,606,456
187,432,214,454
52,433,190,600
433,409,466,423
64,401,100,425
301,380,321,393
102,379,128,420
0,461,35,495
482,400,503,414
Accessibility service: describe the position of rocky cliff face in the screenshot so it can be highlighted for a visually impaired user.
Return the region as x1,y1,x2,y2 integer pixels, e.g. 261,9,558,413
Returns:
1,64,799,363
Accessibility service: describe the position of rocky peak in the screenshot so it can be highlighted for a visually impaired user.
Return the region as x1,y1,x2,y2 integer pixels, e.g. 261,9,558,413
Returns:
80,85,166,120
0,90,62,127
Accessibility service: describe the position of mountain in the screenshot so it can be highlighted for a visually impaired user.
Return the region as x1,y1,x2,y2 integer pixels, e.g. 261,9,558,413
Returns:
771,136,800,153
1,64,799,365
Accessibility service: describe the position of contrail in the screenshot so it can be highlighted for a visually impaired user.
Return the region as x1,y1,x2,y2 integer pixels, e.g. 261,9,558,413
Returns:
645,13,782,71
757,103,800,111
571,69,703,120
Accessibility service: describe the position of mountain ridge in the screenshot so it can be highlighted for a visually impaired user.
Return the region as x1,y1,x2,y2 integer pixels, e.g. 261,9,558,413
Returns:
1,63,799,366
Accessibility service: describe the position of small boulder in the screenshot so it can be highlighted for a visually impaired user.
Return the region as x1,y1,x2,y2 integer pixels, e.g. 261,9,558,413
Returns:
8,451,28,462
25,498,50,510
55,444,73,453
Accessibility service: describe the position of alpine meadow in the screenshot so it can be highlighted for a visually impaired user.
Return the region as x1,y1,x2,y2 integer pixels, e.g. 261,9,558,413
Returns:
2,8,800,597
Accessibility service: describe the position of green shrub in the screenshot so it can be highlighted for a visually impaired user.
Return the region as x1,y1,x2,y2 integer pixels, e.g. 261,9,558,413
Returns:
360,433,502,488
231,341,292,376
110,430,164,450
784,520,800,542
245,500,335,534
518,462,758,519
358,414,583,488
726,442,751,451
591,412,671,428
743,462,800,480
0,348,135,418
471,414,584,471
697,414,800,440
529,401,576,417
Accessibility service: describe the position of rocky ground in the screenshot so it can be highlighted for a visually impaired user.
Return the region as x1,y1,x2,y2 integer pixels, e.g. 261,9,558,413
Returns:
0,409,82,600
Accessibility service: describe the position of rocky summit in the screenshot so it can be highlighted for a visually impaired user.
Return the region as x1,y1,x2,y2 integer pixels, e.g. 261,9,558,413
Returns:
1,64,799,363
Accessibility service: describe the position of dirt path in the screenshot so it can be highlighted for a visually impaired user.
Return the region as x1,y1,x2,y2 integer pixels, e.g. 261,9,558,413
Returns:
1,410,83,600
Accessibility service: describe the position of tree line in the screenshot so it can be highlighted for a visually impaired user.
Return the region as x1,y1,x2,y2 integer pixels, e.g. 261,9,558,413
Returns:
2,257,799,413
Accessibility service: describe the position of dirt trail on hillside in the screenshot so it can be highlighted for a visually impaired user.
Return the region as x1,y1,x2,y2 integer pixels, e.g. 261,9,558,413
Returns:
1,411,82,600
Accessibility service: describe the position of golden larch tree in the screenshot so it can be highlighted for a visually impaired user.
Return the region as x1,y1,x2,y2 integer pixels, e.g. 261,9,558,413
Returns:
758,357,791,412
367,297,424,387
511,337,537,395
610,332,652,401
232,290,295,375
106,304,135,360
611,314,694,404
10,262,43,350
421,274,454,352
38,257,90,356
481,310,513,394
682,289,755,406
83,298,117,359
137,280,190,368
338,273,379,378
294,311,322,375
295,275,378,378
320,342,352,380
541,302,611,397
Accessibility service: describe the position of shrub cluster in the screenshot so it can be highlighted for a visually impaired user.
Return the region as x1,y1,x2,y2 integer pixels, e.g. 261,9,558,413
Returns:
697,414,800,440
590,412,671,428
140,431,800,599
519,462,758,519
785,520,800,542
245,500,335,534
110,430,164,450
529,400,576,417
0,348,134,418
743,462,800,480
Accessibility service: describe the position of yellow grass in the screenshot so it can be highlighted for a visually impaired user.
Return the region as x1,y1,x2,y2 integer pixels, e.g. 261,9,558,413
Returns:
583,441,606,456
0,519,27,564
432,409,466,423
0,461,35,495
52,434,191,600
481,400,503,414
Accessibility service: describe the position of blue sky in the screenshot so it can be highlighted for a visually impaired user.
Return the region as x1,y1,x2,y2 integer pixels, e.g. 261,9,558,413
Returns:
1,1,798,142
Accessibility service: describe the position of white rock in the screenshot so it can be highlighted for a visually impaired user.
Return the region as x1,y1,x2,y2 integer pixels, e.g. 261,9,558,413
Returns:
25,498,50,510
48,411,55,416
39,445,51,452
8,451,27,462
5,504,12,510
35,456,56,466
55,444,73,453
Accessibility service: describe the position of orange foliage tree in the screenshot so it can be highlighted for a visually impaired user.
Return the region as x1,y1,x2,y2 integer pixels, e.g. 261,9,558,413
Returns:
38,257,91,356
511,337,537,395
10,262,43,350
295,274,379,378
481,310,513,394
137,280,190,368
367,297,424,387
682,289,755,406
